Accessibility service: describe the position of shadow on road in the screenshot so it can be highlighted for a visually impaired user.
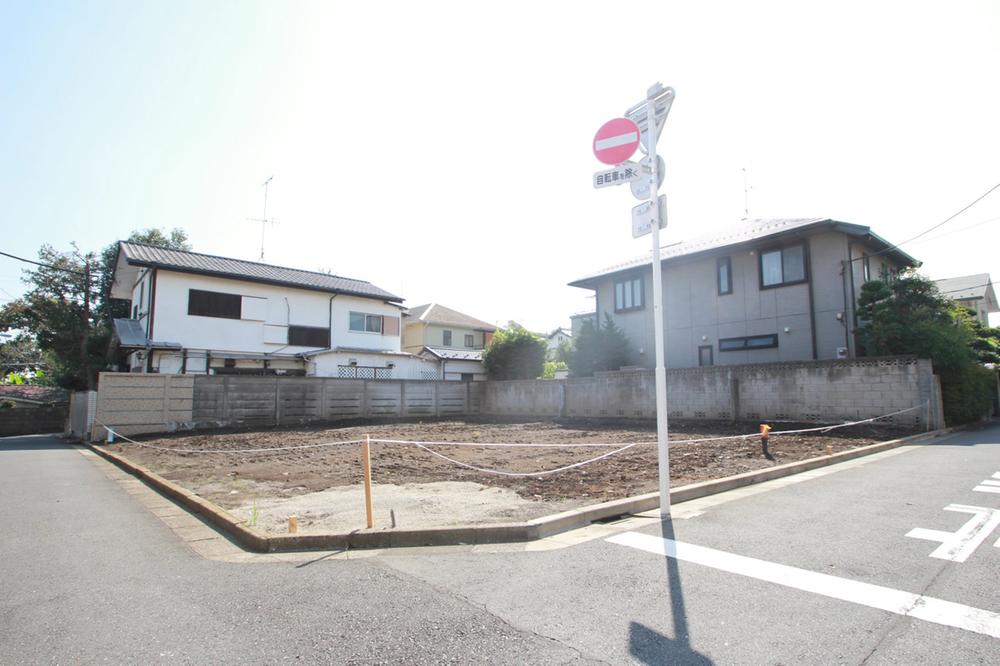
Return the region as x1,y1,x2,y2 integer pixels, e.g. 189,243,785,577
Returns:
628,514,714,665
0,434,71,451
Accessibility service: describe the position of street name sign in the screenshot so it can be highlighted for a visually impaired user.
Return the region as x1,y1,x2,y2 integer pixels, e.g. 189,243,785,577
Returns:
632,194,667,238
593,118,640,165
593,161,642,188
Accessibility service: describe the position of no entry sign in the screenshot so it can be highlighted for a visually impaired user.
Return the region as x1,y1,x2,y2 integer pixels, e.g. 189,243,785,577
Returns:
593,117,640,165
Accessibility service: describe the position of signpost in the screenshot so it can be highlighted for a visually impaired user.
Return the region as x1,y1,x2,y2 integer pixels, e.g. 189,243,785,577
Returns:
592,83,676,520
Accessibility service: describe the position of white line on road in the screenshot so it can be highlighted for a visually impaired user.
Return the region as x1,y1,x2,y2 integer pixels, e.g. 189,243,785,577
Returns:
607,531,1000,639
906,504,1000,562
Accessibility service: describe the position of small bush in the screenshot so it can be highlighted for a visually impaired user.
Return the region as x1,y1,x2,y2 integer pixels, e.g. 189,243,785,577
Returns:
482,326,547,380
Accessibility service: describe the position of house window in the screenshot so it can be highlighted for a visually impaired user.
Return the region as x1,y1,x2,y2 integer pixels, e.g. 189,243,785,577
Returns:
460,373,474,382
719,334,779,351
614,276,643,311
443,330,452,346
862,253,871,282
698,345,714,366
188,289,242,319
349,312,382,333
288,325,330,348
760,244,806,288
464,333,474,347
717,257,732,295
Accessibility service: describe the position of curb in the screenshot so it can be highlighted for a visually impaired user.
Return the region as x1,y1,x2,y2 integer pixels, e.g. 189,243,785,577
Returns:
86,427,956,553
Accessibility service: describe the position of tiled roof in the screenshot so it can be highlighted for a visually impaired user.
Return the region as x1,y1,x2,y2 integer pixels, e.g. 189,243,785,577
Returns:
933,274,993,301
119,242,403,302
569,218,919,287
422,346,484,361
405,303,496,331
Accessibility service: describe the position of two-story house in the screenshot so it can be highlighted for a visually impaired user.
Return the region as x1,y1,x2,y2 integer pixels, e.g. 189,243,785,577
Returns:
402,303,496,380
109,242,438,378
568,218,920,369
932,274,998,326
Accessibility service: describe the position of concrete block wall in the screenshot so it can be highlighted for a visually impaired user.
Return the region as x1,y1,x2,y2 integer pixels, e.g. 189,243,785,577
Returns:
92,357,937,439
482,356,937,429
95,373,487,438
92,373,194,439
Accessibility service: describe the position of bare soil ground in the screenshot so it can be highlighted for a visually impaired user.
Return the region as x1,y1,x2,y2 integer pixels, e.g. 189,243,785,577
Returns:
108,418,917,533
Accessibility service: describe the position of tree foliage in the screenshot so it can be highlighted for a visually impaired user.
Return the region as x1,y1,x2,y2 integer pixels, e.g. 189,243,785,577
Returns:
482,325,547,380
0,228,191,390
568,314,632,377
856,273,996,425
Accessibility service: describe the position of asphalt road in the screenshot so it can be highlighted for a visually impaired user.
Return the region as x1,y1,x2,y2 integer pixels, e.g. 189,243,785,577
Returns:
2,425,998,664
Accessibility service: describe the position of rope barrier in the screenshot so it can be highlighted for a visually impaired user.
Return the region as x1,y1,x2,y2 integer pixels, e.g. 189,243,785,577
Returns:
96,400,929,477
410,441,643,478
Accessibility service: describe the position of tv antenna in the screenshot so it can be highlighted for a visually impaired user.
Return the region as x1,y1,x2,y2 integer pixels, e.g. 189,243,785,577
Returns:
742,167,752,219
247,176,276,261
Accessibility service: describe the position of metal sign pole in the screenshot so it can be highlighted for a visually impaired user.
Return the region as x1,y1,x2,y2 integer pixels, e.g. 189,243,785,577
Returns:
644,86,671,519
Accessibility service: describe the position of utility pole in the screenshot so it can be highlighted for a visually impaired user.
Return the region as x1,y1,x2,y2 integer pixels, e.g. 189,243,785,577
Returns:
80,257,94,391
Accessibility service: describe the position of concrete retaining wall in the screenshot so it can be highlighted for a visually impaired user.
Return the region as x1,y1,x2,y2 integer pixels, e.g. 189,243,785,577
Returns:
91,356,939,439
484,356,939,428
0,403,68,436
93,373,487,439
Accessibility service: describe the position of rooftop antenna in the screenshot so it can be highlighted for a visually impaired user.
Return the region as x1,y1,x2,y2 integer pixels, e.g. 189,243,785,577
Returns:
742,167,752,219
247,176,276,261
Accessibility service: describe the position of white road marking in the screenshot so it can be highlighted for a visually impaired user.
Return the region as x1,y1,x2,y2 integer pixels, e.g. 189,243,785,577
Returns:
906,504,1000,562
607,531,1000,639
594,131,638,151
974,474,1000,494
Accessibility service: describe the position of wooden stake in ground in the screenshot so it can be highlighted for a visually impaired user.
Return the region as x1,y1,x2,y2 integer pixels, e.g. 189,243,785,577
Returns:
362,434,374,529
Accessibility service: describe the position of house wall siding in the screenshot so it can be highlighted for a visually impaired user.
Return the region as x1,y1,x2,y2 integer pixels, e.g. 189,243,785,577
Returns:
591,230,909,370
148,271,402,356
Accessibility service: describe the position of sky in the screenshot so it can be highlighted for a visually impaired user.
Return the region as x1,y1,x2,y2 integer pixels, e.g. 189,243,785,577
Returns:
2,1,999,330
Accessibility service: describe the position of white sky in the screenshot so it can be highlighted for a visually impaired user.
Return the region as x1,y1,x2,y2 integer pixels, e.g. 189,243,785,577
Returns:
2,1,999,329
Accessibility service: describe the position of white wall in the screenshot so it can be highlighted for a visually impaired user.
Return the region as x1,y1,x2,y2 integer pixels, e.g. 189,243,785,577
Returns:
148,271,402,355
309,351,440,380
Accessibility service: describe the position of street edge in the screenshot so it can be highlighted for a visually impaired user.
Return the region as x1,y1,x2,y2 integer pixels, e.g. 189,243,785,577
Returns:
83,427,957,553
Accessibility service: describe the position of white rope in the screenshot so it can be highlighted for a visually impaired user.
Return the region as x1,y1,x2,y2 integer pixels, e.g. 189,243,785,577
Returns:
99,424,365,454
410,441,642,477
97,401,928,459
370,438,644,449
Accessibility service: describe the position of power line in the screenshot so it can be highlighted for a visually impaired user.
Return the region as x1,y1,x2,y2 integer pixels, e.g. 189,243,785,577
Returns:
0,249,92,276
859,181,1000,262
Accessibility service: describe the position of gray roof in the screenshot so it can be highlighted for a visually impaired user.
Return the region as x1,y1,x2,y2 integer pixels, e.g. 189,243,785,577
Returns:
112,318,181,350
569,218,920,288
118,242,403,302
405,303,496,331
933,274,994,301
422,346,484,361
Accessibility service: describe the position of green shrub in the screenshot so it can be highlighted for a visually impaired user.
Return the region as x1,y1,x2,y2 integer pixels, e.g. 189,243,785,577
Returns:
940,364,996,425
482,326,547,380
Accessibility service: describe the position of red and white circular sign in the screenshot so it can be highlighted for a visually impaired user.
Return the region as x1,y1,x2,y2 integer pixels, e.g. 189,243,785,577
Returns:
593,118,640,165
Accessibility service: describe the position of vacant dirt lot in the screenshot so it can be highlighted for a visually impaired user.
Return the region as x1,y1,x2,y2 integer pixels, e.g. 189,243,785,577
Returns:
108,419,917,533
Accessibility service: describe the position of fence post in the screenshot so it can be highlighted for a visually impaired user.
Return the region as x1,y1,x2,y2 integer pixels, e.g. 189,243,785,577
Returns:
434,381,441,418
362,434,374,529
274,376,281,426
730,376,740,422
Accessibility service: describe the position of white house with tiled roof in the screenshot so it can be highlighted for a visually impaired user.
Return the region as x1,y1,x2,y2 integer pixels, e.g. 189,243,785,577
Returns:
402,303,497,380
569,218,920,369
109,242,438,379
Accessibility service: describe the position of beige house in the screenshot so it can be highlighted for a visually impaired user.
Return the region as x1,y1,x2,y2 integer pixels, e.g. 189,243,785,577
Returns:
933,274,998,326
403,304,497,380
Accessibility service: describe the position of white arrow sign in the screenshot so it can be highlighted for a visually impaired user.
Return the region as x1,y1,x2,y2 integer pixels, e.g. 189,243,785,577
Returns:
632,194,667,238
593,161,643,189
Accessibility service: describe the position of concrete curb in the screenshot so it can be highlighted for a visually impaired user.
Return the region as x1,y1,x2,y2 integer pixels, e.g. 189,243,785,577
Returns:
86,426,957,553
